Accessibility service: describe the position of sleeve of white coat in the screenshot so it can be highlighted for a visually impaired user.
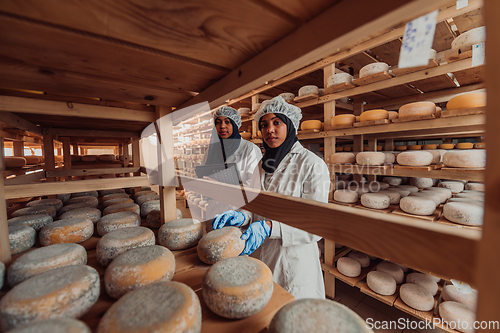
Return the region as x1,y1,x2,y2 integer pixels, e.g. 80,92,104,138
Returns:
241,144,262,188
268,161,330,247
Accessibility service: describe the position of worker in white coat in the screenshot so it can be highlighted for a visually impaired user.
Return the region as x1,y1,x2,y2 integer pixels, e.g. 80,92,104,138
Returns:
212,96,330,299
201,106,262,226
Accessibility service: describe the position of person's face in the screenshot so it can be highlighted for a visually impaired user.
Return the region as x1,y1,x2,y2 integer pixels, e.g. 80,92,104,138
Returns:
215,116,233,139
260,113,287,148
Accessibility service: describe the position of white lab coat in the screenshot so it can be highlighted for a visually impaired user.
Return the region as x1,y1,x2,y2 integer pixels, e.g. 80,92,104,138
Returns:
243,141,330,300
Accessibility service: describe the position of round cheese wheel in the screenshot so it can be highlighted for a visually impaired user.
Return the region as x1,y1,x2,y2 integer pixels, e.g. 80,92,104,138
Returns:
361,193,390,209
388,188,411,197
129,187,151,196
360,109,388,122
399,102,436,118
442,285,477,311
331,114,356,126
333,190,358,203
97,211,141,236
355,116,360,122
465,182,484,191
444,150,486,168
400,196,436,216
400,283,434,311
8,225,35,255
12,205,57,219
66,195,99,207
238,108,251,115
359,62,389,78
426,187,452,199
376,262,404,284
406,273,438,296
203,256,273,319
298,85,319,96
278,93,295,101
103,202,140,216
98,154,116,162
409,192,440,206
388,111,398,120
439,181,464,194
423,144,437,150
105,245,175,299
59,202,98,215
97,227,155,266
57,193,71,204
100,188,126,197
397,151,433,166
5,157,26,168
103,197,134,208
451,26,486,51
367,271,396,296
0,265,99,331
383,177,402,186
98,281,201,333
197,227,245,264
132,190,157,201
382,152,395,164
474,142,485,149
439,301,475,333
396,185,419,193
327,73,353,87
301,120,322,131
40,218,94,246
356,152,385,166
376,190,401,204
439,143,455,149
455,190,484,198
395,145,407,151
443,202,483,226
8,243,87,287
101,193,129,203
446,91,486,110
81,155,97,162
146,210,163,228
8,214,53,231
337,257,361,278
26,198,63,212
409,177,434,189
330,153,355,164
135,194,160,206
159,218,203,250
407,145,422,150
141,200,160,218
347,251,370,268
422,189,448,204
456,142,473,150
366,181,389,191
268,298,372,333
8,318,91,333
60,207,102,223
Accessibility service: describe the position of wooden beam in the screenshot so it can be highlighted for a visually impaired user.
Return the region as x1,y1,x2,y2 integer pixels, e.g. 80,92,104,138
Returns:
122,139,130,177
132,138,141,177
0,130,11,263
62,137,71,181
43,134,55,182
46,167,140,178
44,128,139,139
4,170,46,186
0,111,42,136
0,96,155,122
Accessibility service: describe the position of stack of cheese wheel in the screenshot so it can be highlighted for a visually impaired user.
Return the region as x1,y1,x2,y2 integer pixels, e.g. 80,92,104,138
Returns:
451,26,486,52
326,73,353,87
97,212,141,236
441,284,478,311
197,227,245,264
298,85,319,96
400,282,435,311
359,109,388,122
202,256,273,319
446,91,486,110
398,102,436,119
443,150,486,168
331,114,355,127
301,120,322,131
359,62,389,78
158,218,203,250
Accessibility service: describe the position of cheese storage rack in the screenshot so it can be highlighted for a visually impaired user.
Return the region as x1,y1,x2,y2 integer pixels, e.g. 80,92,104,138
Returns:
0,0,498,329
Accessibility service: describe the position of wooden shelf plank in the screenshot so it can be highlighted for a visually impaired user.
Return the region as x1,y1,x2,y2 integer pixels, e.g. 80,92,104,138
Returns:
352,71,392,86
390,59,439,77
324,82,356,94
359,282,400,306
441,106,485,118
327,259,381,287
392,206,443,222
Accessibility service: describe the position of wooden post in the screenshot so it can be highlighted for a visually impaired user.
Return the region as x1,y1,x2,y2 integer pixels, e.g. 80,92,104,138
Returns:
0,127,12,264
384,138,394,152
43,133,56,182
366,139,377,182
251,95,259,139
476,0,500,323
123,139,130,177
13,141,24,157
353,101,364,183
73,143,79,155
132,138,141,176
62,137,71,181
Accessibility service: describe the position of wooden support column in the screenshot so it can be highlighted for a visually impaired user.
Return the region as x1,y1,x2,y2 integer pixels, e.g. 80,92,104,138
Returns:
0,127,12,264
366,139,377,182
73,143,79,155
43,133,55,182
156,106,177,225
123,140,130,177
251,95,259,139
353,101,364,183
132,138,141,176
13,141,24,157
384,138,394,152
62,137,71,181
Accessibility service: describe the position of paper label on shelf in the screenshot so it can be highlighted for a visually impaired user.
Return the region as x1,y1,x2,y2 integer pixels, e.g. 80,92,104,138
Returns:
456,0,468,10
398,10,439,68
472,42,485,67
450,279,474,294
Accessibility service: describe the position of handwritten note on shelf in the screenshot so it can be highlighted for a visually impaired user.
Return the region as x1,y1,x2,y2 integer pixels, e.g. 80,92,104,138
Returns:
472,42,485,67
398,10,439,69
456,0,469,10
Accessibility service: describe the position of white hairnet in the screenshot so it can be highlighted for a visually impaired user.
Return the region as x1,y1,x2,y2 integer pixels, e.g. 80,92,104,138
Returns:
213,106,241,129
254,96,302,134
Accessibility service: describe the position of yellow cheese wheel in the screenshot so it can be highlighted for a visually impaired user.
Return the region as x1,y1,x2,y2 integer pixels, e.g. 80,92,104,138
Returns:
97,227,155,266
39,218,94,246
24,156,40,165
360,110,388,122
197,227,245,264
399,102,436,118
388,111,398,120
422,144,437,150
331,114,355,126
395,146,407,151
344,147,352,152
335,147,344,152
438,143,455,149
446,92,486,110
5,157,26,168
301,120,322,131
456,142,473,149
474,142,485,149
97,212,141,236
407,145,422,150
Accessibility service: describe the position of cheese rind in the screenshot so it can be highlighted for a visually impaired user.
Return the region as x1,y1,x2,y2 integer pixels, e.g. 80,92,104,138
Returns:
347,251,370,268
359,110,388,122
8,225,35,255
451,26,486,51
441,285,477,311
197,227,245,264
65,195,99,208
383,177,402,186
443,202,483,226
376,262,404,284
443,150,486,168
7,214,53,231
135,193,160,206
376,190,401,204
298,85,319,96
410,192,440,206
439,301,475,333
97,212,141,236
446,91,486,110
60,207,102,223
396,151,434,166
7,318,91,333
356,152,385,166
327,73,353,87
400,196,436,216
337,257,361,278
103,202,140,216
367,271,396,296
398,102,435,118
26,199,63,212
360,193,390,209
406,273,438,296
330,153,356,164
334,190,358,203
409,177,434,189
331,114,355,126
159,219,204,250
39,218,94,246
301,120,322,131
141,200,160,218
400,283,434,311
359,62,389,78
11,206,57,219
439,181,464,194
102,197,133,208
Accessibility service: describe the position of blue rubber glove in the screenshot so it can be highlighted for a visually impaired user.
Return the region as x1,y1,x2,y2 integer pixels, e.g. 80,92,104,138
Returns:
240,220,271,255
212,210,246,230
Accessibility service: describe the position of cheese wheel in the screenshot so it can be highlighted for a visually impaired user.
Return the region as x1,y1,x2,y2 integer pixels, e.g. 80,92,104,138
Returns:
347,251,370,268
103,202,140,216
337,257,361,278
444,149,487,168
268,298,372,333
443,202,483,226
439,181,464,194
376,190,401,204
81,155,97,162
8,225,35,255
141,200,160,218
8,318,91,333
400,283,434,311
399,102,436,118
22,156,39,165
421,189,448,204
407,145,421,150
71,190,98,198
356,152,385,166
455,142,473,150
8,214,53,231
0,265,100,331
98,154,116,162
388,111,398,120
158,218,203,250
383,177,402,186
395,145,407,151
103,197,134,208
426,149,446,164
12,205,57,219
406,273,438,296
301,120,322,131
59,202,98,215
40,218,94,246
330,153,355,164
367,271,396,296
278,93,295,101
97,212,141,236
442,285,478,311
66,195,99,207
451,26,486,51
203,256,272,319
396,263,410,273
409,177,434,189
333,190,358,203
359,62,389,78
366,181,389,191
97,227,155,266
474,142,485,149
396,185,419,193
5,157,26,168
101,193,130,202
381,152,395,164
439,302,476,333
327,73,353,87
8,243,87,287
146,210,162,228
60,207,102,223
361,193,390,209
388,188,411,198
105,245,175,299
100,188,126,197
132,190,157,201
397,151,433,166
446,91,486,110
426,186,453,199
331,114,355,126
465,182,484,191
26,198,63,212
400,196,436,216
409,192,440,206
423,144,437,149
360,109,388,122
57,193,71,204
197,227,245,264
136,193,160,206
439,143,455,149
376,262,404,284
298,85,319,96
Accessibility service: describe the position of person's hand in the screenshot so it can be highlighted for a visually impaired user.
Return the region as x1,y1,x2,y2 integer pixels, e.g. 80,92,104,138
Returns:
240,220,271,255
212,210,246,230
